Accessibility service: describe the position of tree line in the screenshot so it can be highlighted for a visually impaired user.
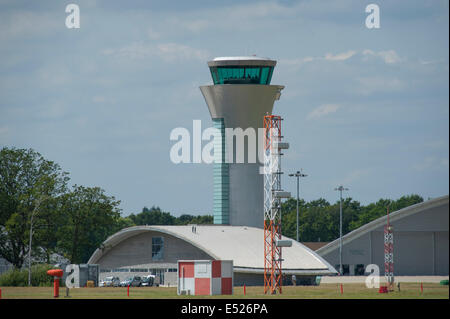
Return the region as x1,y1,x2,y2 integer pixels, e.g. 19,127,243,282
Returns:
0,147,424,269
279,195,423,242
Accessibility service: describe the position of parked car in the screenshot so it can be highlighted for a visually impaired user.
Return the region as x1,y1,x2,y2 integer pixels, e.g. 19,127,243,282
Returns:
141,275,155,287
99,276,120,287
120,276,142,287
107,276,121,287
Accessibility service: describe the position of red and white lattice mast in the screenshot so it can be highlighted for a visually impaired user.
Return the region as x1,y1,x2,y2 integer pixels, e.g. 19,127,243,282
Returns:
263,114,291,295
384,206,394,290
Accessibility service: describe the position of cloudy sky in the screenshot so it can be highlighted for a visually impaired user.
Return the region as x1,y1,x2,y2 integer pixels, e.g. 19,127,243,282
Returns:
0,0,448,217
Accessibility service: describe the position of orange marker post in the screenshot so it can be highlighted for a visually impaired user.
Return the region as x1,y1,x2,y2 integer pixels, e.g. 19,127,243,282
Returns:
53,277,60,298
46,269,64,298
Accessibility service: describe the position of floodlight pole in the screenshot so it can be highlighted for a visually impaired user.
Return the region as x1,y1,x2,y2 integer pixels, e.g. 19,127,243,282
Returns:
334,185,348,276
289,170,307,242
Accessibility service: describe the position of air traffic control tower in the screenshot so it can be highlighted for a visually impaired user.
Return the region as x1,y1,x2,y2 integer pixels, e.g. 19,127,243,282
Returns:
200,57,284,228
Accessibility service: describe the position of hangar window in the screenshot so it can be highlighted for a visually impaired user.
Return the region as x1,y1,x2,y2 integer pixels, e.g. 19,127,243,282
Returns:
354,264,365,275
342,264,350,276
131,268,149,272
113,268,129,272
152,237,164,260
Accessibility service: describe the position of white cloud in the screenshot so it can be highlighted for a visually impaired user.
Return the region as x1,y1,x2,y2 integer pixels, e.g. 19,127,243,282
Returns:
282,49,402,71
419,59,446,65
325,50,356,61
362,49,401,64
102,42,210,62
356,76,405,95
307,104,340,119
156,43,209,62
281,50,356,69
378,51,401,64
147,27,161,40
280,57,313,68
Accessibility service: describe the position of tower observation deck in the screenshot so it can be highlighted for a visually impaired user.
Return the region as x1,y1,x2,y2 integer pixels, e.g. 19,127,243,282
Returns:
200,57,284,228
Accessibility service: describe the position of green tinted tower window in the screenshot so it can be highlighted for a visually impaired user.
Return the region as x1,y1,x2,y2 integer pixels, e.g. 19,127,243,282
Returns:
212,118,229,224
210,66,274,85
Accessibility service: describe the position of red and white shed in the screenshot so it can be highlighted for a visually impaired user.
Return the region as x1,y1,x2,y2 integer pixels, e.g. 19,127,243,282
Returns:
177,260,233,295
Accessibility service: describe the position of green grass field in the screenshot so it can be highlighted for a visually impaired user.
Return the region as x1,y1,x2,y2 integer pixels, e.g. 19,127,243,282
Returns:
0,283,448,299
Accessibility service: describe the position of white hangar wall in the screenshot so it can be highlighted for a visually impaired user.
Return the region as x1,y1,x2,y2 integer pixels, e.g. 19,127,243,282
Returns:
317,196,449,276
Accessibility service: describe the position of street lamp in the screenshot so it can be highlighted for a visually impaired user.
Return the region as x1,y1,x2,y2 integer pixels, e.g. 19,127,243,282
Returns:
28,196,47,286
334,185,348,276
288,170,307,242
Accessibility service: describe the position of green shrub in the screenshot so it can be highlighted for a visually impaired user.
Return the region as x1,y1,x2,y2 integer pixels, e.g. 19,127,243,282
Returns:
0,264,55,287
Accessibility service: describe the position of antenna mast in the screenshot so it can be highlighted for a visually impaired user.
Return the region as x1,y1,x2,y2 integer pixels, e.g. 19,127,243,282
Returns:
263,115,290,294
384,205,394,290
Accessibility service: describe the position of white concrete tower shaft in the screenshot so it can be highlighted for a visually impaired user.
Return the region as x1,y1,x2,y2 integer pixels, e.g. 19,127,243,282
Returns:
200,57,284,228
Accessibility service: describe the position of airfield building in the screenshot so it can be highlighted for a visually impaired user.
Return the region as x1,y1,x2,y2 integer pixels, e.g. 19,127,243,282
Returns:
200,57,284,228
88,225,336,286
317,195,449,276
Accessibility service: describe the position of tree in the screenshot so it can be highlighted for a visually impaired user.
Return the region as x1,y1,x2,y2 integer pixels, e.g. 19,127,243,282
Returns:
183,214,213,225
0,147,69,269
348,195,423,231
30,196,65,263
128,206,176,226
56,185,121,263
176,214,196,225
280,195,424,242
112,216,135,233
127,207,213,226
